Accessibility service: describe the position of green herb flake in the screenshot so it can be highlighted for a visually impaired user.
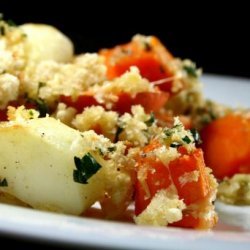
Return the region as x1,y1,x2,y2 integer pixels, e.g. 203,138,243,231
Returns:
108,146,116,152
145,112,155,126
35,98,49,117
0,25,5,36
190,129,202,145
96,147,104,156
164,129,173,137
209,111,217,120
38,82,46,89
114,126,124,142
0,178,8,187
7,19,17,27
164,124,182,137
183,65,198,78
29,110,34,118
25,95,49,118
73,153,102,184
173,123,183,131
170,142,182,148
182,135,192,144
201,115,211,125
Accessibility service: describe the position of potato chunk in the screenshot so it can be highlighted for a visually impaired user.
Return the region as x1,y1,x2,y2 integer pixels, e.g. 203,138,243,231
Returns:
20,23,74,63
0,117,106,215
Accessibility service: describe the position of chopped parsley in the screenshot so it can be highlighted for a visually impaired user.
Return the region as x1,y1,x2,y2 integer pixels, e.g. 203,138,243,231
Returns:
25,93,49,118
164,129,174,137
200,115,211,125
34,98,49,117
29,98,49,117
0,25,5,36
73,153,102,184
96,147,104,156
0,178,8,187
28,110,34,118
209,111,217,120
183,65,198,78
190,129,202,145
7,19,17,27
114,126,124,142
196,102,218,125
173,123,183,130
182,135,192,144
145,112,155,126
164,124,182,137
108,146,116,152
38,82,46,89
170,142,182,148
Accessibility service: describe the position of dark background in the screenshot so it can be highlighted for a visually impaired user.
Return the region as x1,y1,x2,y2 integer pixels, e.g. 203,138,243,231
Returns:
0,1,249,249
0,1,249,78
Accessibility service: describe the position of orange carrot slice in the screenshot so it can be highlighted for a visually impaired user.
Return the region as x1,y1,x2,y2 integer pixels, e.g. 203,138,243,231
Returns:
201,113,250,179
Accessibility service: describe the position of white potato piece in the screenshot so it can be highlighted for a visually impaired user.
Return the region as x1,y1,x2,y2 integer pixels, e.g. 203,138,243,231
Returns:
0,117,105,215
20,23,74,63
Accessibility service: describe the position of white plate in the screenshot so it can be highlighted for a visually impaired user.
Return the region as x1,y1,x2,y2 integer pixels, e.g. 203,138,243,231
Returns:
202,74,250,107
215,201,250,230
0,74,250,250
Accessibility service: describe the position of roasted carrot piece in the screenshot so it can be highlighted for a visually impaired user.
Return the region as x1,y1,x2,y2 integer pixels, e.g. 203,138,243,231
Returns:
131,91,169,113
100,36,175,92
60,92,99,113
60,90,168,115
171,203,218,229
135,140,216,229
112,92,169,114
171,213,200,228
135,140,171,215
169,148,210,205
155,109,192,129
201,113,250,179
135,158,172,216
